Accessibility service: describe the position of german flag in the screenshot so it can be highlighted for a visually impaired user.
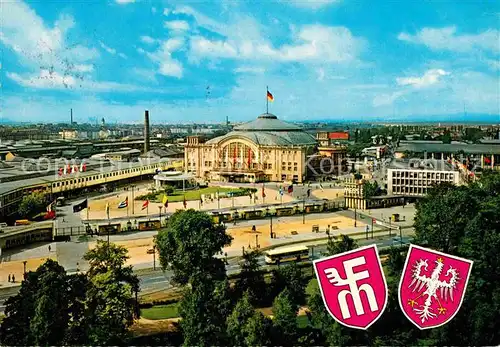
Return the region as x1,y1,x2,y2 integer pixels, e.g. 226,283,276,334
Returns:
267,90,274,102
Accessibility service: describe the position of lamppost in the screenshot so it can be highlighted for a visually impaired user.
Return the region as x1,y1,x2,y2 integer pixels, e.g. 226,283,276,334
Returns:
153,244,156,270
302,195,306,224
22,260,27,278
131,185,136,215
158,205,162,227
255,234,259,248
266,207,273,239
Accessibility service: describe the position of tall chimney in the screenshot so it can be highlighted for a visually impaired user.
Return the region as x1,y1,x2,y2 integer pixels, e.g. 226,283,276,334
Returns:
70,108,73,125
144,110,150,153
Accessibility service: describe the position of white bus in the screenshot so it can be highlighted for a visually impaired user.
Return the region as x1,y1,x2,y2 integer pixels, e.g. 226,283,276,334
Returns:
264,245,309,265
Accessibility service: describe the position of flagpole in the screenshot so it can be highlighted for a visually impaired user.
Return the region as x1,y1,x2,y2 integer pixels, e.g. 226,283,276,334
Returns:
86,197,89,220
266,86,269,114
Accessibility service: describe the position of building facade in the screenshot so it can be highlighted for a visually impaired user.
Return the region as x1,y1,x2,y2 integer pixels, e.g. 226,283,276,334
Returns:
388,167,460,196
184,113,317,183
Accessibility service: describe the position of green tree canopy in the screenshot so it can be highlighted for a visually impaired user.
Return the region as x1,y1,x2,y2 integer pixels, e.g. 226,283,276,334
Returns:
18,193,46,219
155,209,233,285
272,289,298,345
327,234,358,256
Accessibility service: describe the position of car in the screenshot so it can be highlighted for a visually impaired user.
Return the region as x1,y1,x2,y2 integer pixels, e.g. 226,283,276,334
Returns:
146,248,155,254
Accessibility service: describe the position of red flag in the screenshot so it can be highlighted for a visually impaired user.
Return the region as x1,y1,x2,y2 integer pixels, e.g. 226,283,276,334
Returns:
58,168,63,176
484,156,491,164
287,184,294,194
142,200,149,210
247,148,252,168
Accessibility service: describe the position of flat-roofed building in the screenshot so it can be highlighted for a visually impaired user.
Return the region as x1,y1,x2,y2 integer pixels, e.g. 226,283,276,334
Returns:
387,159,460,196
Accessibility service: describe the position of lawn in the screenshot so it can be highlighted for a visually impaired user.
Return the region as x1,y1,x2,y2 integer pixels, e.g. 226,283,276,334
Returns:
142,186,253,203
140,303,180,320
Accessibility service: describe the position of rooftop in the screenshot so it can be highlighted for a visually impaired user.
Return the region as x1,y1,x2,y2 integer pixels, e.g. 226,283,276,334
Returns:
388,159,457,171
206,113,316,146
396,142,500,155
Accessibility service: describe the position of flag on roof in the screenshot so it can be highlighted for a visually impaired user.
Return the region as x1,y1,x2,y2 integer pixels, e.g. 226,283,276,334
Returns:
267,90,274,102
287,185,293,194
142,200,149,210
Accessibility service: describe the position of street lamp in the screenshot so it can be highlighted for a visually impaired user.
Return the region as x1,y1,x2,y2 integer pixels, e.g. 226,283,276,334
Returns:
302,195,306,224
158,205,163,227
266,207,273,239
22,260,27,279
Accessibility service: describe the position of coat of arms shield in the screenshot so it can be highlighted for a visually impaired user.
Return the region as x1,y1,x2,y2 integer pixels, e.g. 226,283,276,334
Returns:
398,244,473,329
313,244,388,330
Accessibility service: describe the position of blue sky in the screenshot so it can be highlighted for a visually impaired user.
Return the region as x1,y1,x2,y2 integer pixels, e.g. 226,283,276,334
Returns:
0,0,499,124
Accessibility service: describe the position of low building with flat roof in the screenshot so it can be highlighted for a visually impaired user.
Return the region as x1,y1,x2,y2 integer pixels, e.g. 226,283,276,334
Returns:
387,159,460,197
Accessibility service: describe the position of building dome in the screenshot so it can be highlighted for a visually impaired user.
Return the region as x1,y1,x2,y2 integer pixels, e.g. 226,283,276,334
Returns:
234,113,302,132
207,113,316,146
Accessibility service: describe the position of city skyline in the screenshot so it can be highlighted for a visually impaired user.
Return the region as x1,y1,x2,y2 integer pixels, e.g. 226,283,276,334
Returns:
1,0,499,124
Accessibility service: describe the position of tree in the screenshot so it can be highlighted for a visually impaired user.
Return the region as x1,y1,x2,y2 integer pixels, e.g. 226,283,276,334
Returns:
226,292,255,346
327,234,358,256
235,250,266,305
18,193,46,218
0,260,88,346
270,262,308,305
180,279,231,347
272,289,298,345
244,311,272,346
155,209,233,285
412,172,500,345
363,181,380,199
83,240,139,345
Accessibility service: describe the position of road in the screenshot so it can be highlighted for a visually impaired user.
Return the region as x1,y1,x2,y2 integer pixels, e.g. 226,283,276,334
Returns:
137,234,413,294
0,233,412,312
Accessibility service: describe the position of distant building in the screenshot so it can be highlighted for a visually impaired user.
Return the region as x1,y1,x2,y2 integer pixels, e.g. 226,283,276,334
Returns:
316,131,349,146
92,149,141,162
185,113,316,183
395,141,500,170
387,159,460,196
59,129,78,139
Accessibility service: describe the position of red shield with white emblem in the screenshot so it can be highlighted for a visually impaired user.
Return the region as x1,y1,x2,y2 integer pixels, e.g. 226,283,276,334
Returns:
313,244,388,329
398,244,473,329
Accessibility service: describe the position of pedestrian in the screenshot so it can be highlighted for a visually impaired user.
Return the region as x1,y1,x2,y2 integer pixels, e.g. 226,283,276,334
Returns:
8,274,11,282
12,274,15,283
48,245,51,252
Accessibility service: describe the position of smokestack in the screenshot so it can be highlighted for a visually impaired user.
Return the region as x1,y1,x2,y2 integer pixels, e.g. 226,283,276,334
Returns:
144,110,150,153
70,108,73,125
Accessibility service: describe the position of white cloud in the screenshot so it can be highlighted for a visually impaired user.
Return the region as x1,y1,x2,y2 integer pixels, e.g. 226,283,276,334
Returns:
118,52,127,59
151,7,157,14
7,70,165,93
99,41,116,55
190,24,365,63
0,2,96,69
163,8,171,16
398,26,500,53
140,35,156,44
164,20,190,31
73,64,94,73
373,91,407,107
173,6,227,36
146,38,184,78
286,0,341,10
396,69,450,88
234,66,265,74
7,70,76,89
115,0,135,4
486,59,500,70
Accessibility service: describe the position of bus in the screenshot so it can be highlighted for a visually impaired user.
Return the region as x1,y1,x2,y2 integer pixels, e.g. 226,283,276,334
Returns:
264,245,309,265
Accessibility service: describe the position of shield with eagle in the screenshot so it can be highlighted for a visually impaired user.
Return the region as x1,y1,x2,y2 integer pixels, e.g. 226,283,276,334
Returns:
398,244,473,329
